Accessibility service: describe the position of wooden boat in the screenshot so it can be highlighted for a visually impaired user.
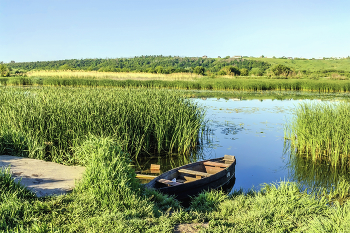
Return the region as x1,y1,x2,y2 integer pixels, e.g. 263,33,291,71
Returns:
145,155,236,201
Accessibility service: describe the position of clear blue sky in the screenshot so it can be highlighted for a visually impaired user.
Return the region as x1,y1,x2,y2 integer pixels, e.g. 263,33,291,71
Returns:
1,0,349,62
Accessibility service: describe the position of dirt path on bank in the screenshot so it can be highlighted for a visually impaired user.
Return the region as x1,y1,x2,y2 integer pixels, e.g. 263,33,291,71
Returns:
174,223,209,233
0,155,85,197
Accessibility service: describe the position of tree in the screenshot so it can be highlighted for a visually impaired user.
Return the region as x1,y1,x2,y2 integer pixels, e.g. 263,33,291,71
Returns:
218,70,226,75
240,68,249,76
271,64,291,76
250,68,264,76
155,66,163,74
0,64,10,77
193,66,205,75
59,64,73,70
220,66,240,76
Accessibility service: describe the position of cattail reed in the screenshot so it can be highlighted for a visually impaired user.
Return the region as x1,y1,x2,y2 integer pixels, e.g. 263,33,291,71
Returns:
0,87,205,164
286,101,350,168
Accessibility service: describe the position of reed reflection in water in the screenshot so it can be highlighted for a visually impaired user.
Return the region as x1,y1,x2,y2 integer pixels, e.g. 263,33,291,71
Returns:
285,141,350,191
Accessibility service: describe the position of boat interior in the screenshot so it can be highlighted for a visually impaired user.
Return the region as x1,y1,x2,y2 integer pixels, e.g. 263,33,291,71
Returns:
155,155,235,188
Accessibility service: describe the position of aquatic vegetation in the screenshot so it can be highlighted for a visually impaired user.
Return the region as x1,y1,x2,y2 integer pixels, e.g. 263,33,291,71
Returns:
5,75,350,93
0,87,205,164
286,101,350,168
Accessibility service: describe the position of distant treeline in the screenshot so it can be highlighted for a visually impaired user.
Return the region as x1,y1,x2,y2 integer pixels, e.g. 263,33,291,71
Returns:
6,55,270,75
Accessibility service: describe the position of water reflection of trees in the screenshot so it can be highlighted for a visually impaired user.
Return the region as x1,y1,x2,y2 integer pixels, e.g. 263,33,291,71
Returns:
284,140,350,190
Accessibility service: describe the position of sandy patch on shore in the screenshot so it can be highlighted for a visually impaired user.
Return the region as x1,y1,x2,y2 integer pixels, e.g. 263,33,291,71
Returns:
0,155,85,197
174,223,209,233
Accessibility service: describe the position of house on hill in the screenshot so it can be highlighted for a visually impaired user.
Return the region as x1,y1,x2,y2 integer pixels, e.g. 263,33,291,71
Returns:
202,55,208,58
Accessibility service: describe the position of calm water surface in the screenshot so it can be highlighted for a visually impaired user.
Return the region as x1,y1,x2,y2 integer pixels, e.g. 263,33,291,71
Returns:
137,95,350,190
197,98,298,190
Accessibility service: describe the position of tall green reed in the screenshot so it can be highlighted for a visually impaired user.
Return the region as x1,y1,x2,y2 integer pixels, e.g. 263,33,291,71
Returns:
286,101,350,168
0,87,205,164
5,76,350,92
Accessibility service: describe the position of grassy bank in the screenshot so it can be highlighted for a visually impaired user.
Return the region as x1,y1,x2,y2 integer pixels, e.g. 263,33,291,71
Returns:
248,57,350,72
4,76,350,92
0,87,205,164
2,136,350,232
286,102,350,169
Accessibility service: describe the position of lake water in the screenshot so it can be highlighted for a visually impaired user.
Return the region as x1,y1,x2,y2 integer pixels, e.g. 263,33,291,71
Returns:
137,92,350,191
197,97,294,191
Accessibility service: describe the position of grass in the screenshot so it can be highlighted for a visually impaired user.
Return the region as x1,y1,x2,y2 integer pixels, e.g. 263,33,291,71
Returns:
2,136,350,232
286,101,350,169
247,57,350,72
27,70,203,80
0,87,205,164
6,75,350,93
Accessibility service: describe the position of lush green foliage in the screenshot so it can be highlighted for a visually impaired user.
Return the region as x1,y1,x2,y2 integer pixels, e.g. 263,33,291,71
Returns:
219,66,241,76
286,102,350,168
0,137,181,232
271,64,292,76
6,56,271,75
0,87,205,163
193,66,205,75
7,56,350,78
240,68,249,76
2,152,350,233
0,64,10,77
249,57,350,78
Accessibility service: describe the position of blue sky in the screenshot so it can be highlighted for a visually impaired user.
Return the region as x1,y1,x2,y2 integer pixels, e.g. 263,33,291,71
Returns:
1,0,349,62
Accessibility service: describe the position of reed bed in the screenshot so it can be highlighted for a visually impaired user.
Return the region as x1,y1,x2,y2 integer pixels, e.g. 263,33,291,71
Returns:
27,70,202,80
0,87,205,164
286,101,350,168
4,76,350,92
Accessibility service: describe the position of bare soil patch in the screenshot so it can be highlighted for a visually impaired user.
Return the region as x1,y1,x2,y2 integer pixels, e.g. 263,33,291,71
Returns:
174,223,209,233
0,155,85,197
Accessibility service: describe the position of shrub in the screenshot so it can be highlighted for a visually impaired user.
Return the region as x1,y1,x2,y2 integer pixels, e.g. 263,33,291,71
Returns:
220,66,241,76
271,64,292,76
240,68,249,76
0,64,10,77
193,66,205,75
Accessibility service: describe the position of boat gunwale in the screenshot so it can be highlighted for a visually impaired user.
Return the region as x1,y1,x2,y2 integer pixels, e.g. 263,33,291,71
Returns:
144,156,236,191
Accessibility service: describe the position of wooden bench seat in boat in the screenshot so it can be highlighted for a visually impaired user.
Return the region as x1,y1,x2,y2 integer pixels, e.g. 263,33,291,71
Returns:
203,161,230,168
178,169,212,178
184,176,200,182
223,155,236,164
157,179,182,186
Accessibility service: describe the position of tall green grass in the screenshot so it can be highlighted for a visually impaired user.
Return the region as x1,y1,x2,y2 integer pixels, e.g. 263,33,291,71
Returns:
5,76,350,92
2,137,350,232
0,87,205,164
286,101,350,168
0,136,180,232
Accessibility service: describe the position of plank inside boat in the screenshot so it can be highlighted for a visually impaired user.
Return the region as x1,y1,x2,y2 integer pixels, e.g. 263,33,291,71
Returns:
144,155,236,201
